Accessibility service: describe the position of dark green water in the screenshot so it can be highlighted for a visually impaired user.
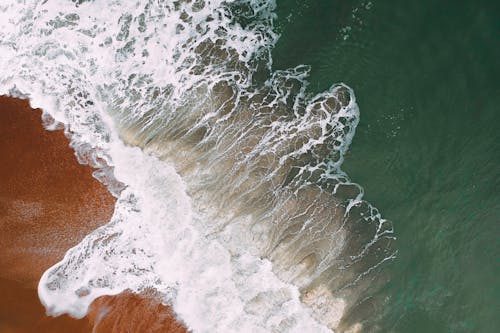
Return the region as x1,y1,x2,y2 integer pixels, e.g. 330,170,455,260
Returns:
273,0,499,332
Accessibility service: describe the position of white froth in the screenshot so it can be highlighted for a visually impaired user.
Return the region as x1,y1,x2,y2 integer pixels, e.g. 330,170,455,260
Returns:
35,121,330,332
0,1,334,331
0,0,395,332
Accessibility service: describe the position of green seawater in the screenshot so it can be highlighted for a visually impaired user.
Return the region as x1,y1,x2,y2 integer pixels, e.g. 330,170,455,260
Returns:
272,0,499,332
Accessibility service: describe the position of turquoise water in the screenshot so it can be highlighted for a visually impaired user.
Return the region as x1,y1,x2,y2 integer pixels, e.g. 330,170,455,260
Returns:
273,0,499,332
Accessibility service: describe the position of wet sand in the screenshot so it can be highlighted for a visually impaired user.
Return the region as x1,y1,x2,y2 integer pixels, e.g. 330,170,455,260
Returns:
0,97,187,332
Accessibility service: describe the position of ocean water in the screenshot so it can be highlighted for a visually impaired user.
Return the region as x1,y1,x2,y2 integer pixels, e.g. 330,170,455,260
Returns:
0,0,497,332
273,0,500,332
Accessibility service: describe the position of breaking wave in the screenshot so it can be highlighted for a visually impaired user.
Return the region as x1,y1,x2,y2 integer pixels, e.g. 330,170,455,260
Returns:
0,0,395,331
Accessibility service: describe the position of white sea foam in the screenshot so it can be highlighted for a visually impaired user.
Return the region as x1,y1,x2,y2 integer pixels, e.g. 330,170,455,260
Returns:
0,0,395,331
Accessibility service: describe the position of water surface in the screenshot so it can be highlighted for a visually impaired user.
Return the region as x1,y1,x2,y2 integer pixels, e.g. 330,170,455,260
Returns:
273,0,499,331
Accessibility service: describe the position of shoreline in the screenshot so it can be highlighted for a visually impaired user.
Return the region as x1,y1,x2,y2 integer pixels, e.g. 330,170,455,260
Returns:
0,96,187,332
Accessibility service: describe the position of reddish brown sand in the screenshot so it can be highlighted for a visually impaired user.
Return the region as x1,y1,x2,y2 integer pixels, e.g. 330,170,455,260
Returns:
0,97,188,333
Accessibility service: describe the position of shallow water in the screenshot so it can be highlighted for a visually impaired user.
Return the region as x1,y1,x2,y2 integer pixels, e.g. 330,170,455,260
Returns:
1,1,394,331
273,0,499,331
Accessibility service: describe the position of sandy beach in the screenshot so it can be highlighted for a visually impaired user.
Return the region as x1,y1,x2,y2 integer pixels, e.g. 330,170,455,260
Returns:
0,97,187,332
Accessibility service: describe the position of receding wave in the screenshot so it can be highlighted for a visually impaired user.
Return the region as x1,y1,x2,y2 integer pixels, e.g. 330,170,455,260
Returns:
0,0,395,332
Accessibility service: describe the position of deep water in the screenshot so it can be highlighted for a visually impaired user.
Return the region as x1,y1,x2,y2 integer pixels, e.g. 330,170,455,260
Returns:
273,0,499,332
